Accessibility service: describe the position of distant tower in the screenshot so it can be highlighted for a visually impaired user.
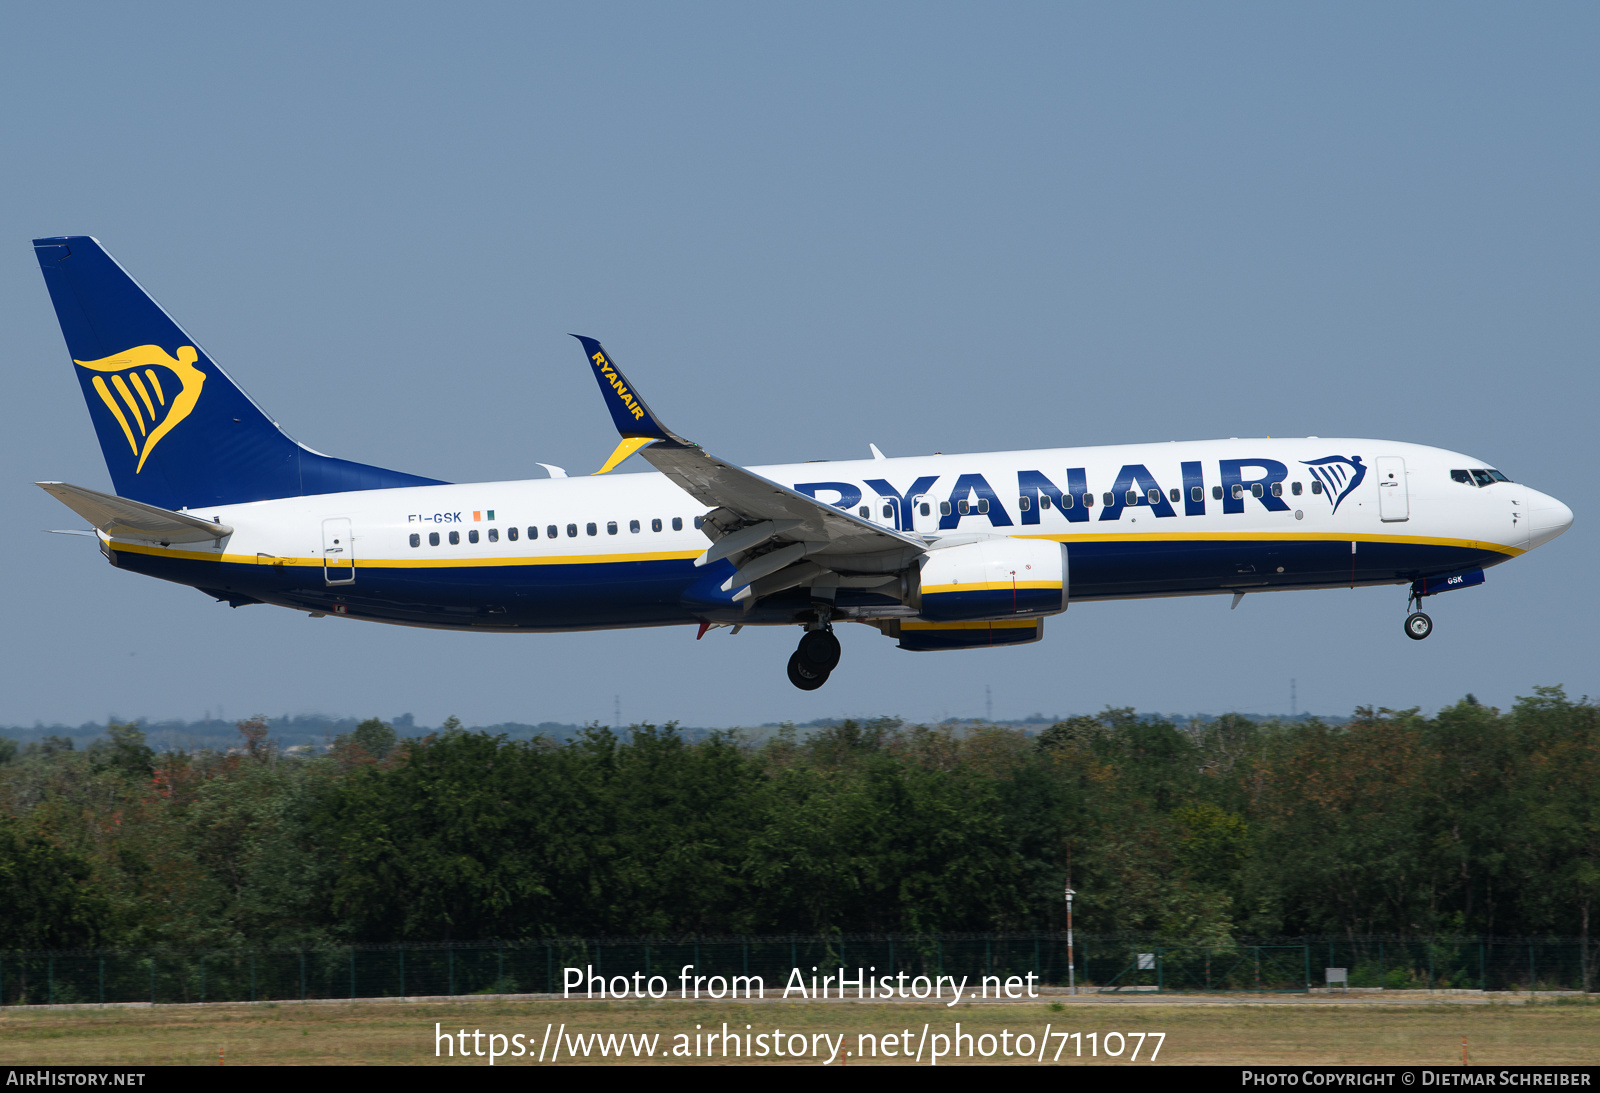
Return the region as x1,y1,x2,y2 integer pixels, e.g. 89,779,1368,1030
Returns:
1290,678,1298,719
614,694,621,729
986,684,993,724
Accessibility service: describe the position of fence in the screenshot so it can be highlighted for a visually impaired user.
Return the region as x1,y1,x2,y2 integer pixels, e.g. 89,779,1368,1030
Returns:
1,936,1594,1006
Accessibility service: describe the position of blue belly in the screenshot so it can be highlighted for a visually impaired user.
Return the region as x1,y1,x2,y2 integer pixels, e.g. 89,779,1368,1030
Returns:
110,536,1511,630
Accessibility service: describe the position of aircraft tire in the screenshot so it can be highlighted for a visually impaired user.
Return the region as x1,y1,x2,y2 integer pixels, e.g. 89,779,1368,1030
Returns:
1404,612,1433,641
798,629,842,672
787,651,829,690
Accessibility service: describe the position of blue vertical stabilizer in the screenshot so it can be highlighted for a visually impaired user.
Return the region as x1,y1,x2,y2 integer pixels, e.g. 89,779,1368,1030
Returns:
33,236,445,509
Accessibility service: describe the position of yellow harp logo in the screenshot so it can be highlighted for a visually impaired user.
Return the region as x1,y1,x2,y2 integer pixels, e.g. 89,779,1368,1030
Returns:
75,345,206,473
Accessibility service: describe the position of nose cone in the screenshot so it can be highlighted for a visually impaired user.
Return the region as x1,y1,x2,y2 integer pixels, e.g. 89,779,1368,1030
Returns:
1526,489,1574,550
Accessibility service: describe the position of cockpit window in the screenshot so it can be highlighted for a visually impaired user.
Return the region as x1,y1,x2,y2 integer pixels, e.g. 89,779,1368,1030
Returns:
1454,468,1513,487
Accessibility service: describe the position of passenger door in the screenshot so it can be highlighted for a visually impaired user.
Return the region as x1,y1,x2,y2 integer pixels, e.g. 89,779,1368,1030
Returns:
322,517,355,585
1376,457,1409,522
910,494,940,534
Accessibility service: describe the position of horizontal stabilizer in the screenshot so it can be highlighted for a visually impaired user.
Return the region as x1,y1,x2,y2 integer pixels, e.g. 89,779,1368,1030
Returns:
37,481,232,542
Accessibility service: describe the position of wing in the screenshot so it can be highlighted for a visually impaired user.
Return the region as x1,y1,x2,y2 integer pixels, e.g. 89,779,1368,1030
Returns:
38,481,233,543
574,336,924,601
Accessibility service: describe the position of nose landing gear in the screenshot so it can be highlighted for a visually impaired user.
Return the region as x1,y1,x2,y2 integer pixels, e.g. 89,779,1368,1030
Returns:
787,624,841,690
1404,611,1433,640
1403,589,1433,640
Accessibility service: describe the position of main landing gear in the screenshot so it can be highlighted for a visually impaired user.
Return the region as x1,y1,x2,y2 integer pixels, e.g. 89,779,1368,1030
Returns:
1403,589,1433,641
787,625,842,690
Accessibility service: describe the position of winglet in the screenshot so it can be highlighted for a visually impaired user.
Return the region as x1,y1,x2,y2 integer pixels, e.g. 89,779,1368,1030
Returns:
572,335,683,443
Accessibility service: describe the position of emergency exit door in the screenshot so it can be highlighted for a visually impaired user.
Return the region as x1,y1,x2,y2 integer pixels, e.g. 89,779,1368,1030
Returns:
322,518,355,584
1376,457,1408,522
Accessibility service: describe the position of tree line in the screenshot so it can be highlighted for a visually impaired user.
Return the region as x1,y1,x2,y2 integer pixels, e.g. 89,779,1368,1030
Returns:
1,688,1596,952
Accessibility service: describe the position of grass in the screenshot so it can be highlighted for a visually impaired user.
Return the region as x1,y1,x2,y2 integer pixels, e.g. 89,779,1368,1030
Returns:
2,996,1598,1066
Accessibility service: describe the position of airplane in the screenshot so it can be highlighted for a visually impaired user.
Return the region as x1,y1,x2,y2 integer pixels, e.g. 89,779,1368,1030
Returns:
32,236,1574,690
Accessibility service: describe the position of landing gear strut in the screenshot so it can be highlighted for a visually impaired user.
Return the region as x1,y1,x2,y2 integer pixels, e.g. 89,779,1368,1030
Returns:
787,620,842,690
1403,589,1433,641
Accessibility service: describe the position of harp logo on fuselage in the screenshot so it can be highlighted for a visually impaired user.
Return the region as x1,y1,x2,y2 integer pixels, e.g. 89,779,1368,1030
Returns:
1302,455,1367,514
75,345,206,473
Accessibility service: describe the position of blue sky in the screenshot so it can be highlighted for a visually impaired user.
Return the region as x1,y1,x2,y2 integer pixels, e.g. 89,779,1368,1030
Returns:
2,3,1595,728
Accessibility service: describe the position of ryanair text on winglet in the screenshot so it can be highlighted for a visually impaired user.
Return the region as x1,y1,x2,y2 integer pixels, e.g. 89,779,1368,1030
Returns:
592,352,647,422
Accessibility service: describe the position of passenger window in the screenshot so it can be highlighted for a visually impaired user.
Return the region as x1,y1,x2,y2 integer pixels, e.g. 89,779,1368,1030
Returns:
1310,482,1323,495
468,529,479,544
920,502,932,516
1169,488,1180,503
693,517,704,529
489,528,499,542
977,498,989,514
1251,483,1264,498
449,530,460,545
630,519,640,533
672,517,683,531
859,506,870,518
882,502,893,519
1103,492,1115,507
652,518,663,532
429,531,440,546
1018,496,1031,512
566,524,577,537
1213,486,1223,500
1126,490,1139,506
545,525,556,539
409,533,421,548
1061,493,1074,509
1231,484,1244,499
1451,469,1472,484
940,501,952,516
1147,488,1160,505
586,522,598,536
1039,495,1051,510
1082,493,1094,508
508,527,519,541
958,500,970,515
1291,482,1302,496
1270,482,1282,497
607,521,618,535
1191,486,1203,503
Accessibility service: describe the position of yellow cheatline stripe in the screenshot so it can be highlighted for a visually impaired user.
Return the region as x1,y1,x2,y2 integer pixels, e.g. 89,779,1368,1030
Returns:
902,620,1040,632
108,541,704,568
111,374,146,435
92,376,139,455
128,371,157,420
593,436,658,475
145,368,165,405
1014,530,1523,557
922,580,1061,595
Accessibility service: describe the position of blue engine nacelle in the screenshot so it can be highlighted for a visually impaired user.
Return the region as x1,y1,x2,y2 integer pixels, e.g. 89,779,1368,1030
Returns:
887,617,1046,652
